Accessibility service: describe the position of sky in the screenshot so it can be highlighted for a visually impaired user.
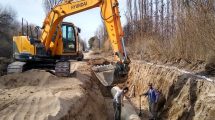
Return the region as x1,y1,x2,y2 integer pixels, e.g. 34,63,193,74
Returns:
0,0,127,41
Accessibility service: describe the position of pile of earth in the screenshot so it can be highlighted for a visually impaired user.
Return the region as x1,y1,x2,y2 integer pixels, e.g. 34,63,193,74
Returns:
0,61,109,120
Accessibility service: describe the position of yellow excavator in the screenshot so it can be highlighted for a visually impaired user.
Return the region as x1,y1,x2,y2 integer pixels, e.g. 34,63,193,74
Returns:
8,22,84,76
8,0,130,86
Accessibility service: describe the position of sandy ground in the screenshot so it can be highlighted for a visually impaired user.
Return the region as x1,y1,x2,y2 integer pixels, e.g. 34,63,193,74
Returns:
0,52,110,120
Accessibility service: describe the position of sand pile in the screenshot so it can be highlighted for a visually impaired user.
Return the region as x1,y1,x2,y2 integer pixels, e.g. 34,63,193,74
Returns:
127,61,215,120
0,62,108,120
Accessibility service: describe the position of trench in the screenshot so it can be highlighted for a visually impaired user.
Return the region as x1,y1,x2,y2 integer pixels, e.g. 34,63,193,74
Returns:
58,59,215,120
126,60,215,120
91,71,141,120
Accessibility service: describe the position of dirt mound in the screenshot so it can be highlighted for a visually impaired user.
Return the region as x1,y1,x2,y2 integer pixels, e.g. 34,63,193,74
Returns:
0,62,108,120
0,69,55,88
126,61,215,120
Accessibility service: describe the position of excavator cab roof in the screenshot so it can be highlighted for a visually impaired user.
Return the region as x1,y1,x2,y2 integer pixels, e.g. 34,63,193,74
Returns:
62,22,75,26
62,22,81,33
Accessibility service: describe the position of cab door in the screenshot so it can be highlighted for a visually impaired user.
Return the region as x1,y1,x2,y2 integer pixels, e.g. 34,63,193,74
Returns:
62,24,76,53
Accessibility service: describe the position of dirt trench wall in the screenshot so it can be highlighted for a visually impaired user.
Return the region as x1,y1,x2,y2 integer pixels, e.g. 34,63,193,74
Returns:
127,61,215,120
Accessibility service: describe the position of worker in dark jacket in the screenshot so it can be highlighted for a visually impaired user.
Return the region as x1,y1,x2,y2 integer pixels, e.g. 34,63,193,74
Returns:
113,86,129,120
140,83,159,120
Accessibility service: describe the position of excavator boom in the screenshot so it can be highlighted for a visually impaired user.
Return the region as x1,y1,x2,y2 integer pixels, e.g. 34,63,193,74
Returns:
41,0,130,86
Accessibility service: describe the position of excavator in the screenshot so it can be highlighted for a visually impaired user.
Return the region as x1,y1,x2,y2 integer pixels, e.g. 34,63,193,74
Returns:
7,0,130,86
8,22,84,76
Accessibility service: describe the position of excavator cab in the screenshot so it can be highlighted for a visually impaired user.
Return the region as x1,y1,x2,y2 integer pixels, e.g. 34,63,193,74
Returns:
54,22,84,77
62,23,77,53
61,22,83,60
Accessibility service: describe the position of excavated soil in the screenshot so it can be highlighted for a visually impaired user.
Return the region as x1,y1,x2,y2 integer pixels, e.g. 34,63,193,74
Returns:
126,60,215,120
0,54,111,120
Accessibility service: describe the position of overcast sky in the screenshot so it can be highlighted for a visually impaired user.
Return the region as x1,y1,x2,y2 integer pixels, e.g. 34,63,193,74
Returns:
0,0,127,41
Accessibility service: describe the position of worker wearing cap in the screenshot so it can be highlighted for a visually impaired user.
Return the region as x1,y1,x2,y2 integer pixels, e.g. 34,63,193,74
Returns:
113,86,129,120
140,83,159,120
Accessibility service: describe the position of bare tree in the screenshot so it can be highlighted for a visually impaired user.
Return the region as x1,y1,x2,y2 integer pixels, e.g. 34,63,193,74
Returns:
0,5,19,57
155,0,159,33
91,0,215,63
43,0,63,13
94,22,109,50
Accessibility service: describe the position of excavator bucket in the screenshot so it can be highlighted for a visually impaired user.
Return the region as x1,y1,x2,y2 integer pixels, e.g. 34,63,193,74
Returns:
90,58,129,86
92,64,116,86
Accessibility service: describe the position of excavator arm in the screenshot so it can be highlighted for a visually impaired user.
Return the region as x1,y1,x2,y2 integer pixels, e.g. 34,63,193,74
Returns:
41,0,130,86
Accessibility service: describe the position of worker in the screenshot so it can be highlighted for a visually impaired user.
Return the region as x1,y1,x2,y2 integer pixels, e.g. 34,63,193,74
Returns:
113,86,129,120
140,83,159,120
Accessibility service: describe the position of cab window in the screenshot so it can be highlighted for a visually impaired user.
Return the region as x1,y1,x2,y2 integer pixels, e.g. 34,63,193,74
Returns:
62,24,76,52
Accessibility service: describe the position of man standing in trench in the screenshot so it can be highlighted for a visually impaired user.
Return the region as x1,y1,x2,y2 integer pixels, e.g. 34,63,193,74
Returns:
113,86,129,120
140,83,159,120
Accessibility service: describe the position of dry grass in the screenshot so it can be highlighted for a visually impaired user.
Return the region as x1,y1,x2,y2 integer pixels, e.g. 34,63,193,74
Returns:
125,2,215,65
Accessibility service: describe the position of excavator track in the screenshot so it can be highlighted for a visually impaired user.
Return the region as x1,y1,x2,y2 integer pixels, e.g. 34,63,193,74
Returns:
7,61,78,77
7,61,26,74
55,61,79,77
55,61,71,77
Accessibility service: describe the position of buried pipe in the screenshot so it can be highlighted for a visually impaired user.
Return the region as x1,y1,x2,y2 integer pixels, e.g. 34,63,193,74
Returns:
111,86,141,120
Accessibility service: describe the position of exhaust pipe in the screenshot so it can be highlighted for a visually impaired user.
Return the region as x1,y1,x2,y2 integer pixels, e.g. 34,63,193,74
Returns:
111,86,141,120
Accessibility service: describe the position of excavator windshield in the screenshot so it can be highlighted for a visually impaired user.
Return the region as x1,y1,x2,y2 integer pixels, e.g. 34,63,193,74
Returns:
62,23,76,52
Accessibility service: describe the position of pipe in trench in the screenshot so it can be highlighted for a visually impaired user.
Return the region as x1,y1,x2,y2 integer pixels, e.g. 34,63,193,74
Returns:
111,86,141,120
